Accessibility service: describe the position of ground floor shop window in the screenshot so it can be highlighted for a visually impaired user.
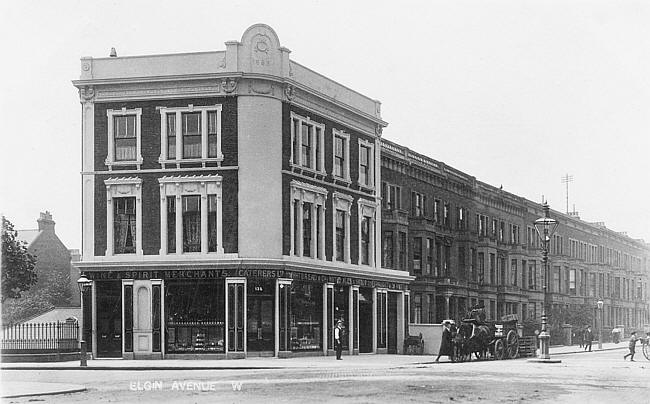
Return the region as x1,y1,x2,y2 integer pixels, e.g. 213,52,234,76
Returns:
334,285,349,350
165,281,225,353
290,281,322,351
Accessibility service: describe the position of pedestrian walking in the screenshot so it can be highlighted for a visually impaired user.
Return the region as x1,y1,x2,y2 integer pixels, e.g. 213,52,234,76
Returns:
334,320,343,360
574,331,583,348
623,331,639,361
435,320,454,362
583,326,593,352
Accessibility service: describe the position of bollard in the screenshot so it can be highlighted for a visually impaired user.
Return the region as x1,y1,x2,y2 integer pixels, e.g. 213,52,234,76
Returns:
80,339,87,367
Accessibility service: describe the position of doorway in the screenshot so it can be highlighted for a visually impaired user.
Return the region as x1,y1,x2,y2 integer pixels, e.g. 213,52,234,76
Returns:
247,280,274,352
387,292,399,354
96,281,122,358
358,288,374,353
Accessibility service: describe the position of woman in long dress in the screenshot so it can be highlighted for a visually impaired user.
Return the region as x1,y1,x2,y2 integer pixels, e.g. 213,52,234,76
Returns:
435,321,454,362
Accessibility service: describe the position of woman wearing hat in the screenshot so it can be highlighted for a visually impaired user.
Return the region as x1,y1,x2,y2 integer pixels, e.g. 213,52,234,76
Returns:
435,320,454,362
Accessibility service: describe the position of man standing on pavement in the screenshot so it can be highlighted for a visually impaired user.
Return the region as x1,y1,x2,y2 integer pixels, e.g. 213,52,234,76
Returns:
334,320,343,360
623,331,639,361
583,326,594,352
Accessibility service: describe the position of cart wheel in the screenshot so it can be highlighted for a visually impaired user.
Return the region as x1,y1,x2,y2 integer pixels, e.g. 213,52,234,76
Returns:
643,342,650,361
506,330,519,359
494,339,505,360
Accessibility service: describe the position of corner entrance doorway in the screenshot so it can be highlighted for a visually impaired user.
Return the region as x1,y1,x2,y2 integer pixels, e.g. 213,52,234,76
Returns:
96,281,122,358
247,279,274,353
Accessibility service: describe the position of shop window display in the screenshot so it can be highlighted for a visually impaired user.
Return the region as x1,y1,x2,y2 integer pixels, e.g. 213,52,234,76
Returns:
165,281,225,353
290,281,322,351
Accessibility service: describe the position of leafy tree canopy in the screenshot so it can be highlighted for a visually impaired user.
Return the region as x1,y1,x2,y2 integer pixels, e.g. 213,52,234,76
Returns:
1,216,38,303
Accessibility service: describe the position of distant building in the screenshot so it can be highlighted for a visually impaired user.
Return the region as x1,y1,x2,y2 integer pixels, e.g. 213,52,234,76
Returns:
380,138,650,333
9,212,77,321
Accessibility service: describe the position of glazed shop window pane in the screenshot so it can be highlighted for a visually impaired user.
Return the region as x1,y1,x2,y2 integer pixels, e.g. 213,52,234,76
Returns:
165,281,225,353
289,281,323,351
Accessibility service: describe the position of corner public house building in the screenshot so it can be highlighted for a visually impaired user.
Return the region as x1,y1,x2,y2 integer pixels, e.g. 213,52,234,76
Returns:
74,25,412,359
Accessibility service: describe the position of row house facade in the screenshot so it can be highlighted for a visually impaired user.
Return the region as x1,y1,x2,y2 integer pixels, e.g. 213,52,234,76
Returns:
73,25,412,360
380,139,650,333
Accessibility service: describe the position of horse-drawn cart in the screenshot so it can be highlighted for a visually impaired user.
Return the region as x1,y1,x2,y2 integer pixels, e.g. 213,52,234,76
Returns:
454,311,520,361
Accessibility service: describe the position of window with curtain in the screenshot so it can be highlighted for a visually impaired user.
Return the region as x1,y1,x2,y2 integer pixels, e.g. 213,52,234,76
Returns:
301,125,311,168
334,135,344,177
182,112,201,158
182,195,201,252
302,202,312,257
360,216,370,265
114,197,136,254
382,231,393,268
413,237,422,274
114,115,136,161
167,196,176,253
208,112,218,158
359,145,370,186
335,210,345,261
167,114,176,159
208,194,218,252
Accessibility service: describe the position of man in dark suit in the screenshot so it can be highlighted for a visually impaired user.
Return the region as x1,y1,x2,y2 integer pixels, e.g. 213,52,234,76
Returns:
583,326,594,352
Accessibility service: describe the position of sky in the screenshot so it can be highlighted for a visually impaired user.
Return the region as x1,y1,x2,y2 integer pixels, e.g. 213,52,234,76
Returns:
1,0,649,250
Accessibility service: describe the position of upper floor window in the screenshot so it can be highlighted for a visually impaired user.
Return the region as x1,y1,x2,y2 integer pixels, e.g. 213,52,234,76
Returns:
412,192,426,217
358,139,375,189
290,181,327,260
290,113,325,174
457,207,466,229
478,252,485,284
106,108,143,169
104,177,142,256
358,199,376,266
382,183,401,210
159,105,223,165
413,237,422,274
332,129,350,182
443,203,450,227
426,238,434,275
382,231,394,268
434,199,441,223
114,197,136,254
159,174,224,255
332,192,352,263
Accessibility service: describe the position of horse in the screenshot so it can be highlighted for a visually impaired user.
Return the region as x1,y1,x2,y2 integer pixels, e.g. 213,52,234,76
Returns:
456,320,491,361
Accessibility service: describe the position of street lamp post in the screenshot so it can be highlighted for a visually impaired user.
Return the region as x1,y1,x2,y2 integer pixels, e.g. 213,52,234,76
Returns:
530,202,560,363
77,274,92,367
597,299,604,350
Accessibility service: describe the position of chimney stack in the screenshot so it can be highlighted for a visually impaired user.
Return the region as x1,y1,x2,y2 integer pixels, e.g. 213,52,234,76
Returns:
37,211,55,232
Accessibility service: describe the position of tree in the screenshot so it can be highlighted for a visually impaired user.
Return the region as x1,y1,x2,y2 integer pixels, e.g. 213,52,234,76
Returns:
1,216,38,303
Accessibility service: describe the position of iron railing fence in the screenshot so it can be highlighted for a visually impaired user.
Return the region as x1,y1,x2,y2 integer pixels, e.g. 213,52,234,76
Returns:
1,321,79,353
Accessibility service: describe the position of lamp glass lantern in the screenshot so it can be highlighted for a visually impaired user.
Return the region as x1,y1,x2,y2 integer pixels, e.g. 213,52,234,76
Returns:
77,274,91,293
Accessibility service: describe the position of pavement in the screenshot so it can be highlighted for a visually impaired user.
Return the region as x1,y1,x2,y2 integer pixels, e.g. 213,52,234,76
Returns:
0,342,629,398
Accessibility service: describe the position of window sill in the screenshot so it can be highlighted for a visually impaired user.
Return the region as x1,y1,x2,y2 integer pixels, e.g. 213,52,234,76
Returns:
105,158,143,170
290,164,327,179
332,176,352,186
357,182,375,193
159,156,224,167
